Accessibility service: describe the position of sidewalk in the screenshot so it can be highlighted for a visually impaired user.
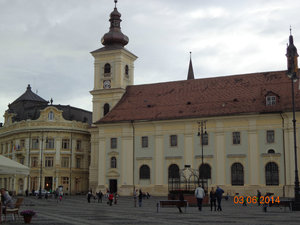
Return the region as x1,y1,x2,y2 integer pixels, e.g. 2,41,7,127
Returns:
2,195,300,225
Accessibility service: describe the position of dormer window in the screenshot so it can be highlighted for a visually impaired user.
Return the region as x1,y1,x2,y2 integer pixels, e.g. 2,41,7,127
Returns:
104,63,111,74
48,111,54,120
266,96,276,106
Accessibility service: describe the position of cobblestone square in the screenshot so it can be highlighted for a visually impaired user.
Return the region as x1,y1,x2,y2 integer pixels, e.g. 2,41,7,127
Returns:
2,195,300,225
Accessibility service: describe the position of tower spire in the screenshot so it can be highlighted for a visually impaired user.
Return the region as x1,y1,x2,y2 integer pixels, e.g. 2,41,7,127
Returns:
101,0,129,47
187,52,195,80
286,27,299,77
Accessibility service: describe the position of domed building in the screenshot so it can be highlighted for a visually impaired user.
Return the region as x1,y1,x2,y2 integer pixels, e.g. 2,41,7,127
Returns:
0,85,91,195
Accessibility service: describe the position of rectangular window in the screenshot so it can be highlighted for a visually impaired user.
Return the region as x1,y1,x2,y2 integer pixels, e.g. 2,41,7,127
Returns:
141,136,148,148
76,158,81,168
31,157,38,167
61,157,69,168
45,157,54,167
62,139,70,150
267,130,275,143
20,139,25,149
32,138,39,149
110,138,117,149
62,177,69,185
201,133,208,145
170,135,178,147
76,140,82,151
46,138,55,149
233,132,241,145
266,96,276,106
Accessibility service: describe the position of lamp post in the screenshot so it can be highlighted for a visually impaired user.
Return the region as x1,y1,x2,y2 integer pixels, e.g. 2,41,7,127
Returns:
286,29,300,210
197,120,207,188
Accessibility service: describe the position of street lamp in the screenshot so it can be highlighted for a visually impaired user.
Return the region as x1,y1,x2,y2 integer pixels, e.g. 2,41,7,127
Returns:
197,120,207,189
286,28,300,211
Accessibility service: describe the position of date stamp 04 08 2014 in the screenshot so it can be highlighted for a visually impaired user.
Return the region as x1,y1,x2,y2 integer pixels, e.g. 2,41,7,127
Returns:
233,196,280,205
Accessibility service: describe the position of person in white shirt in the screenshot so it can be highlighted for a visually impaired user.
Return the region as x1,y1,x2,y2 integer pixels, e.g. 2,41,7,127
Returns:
195,184,205,211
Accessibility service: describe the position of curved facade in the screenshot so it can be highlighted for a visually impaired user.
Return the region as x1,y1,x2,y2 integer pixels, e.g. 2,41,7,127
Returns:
0,85,91,195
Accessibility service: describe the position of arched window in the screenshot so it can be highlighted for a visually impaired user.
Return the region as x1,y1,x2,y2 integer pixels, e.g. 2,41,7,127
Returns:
265,162,279,185
111,157,117,168
199,163,211,179
139,165,150,179
125,65,129,76
231,163,244,186
104,63,111,73
48,111,54,120
168,164,180,179
268,149,275,154
103,103,110,116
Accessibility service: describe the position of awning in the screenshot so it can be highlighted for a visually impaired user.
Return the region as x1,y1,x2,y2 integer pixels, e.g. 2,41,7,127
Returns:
0,155,30,175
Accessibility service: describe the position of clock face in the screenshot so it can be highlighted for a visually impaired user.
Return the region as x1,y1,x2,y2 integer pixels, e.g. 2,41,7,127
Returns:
103,80,111,89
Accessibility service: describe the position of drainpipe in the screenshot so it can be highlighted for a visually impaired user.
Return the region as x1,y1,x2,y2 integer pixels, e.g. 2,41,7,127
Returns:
280,113,287,197
27,132,31,192
70,132,73,196
131,120,135,193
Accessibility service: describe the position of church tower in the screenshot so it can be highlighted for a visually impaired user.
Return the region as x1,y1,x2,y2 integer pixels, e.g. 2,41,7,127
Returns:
90,0,137,123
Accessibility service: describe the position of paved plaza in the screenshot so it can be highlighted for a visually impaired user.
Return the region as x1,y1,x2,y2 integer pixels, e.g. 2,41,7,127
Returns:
2,195,300,225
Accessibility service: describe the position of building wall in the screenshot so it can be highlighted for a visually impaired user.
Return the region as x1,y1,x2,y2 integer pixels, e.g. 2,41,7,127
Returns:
0,106,91,195
90,112,300,197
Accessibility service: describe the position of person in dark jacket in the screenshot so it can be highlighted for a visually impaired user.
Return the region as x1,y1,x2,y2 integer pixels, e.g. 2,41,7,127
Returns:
177,191,185,213
216,186,224,211
87,191,92,203
210,187,217,211
138,189,143,207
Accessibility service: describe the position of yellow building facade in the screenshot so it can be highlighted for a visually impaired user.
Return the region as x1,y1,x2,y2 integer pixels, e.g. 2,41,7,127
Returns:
89,3,300,197
0,85,91,195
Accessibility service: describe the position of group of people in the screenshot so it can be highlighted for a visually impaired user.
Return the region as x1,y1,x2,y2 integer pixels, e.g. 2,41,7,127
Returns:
133,189,150,207
87,189,118,206
195,184,225,212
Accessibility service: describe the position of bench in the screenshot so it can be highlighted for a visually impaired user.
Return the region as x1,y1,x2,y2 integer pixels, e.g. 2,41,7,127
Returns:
277,199,293,211
157,200,188,213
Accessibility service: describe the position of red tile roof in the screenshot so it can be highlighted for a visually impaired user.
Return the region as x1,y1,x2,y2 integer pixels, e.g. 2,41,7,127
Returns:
96,70,299,124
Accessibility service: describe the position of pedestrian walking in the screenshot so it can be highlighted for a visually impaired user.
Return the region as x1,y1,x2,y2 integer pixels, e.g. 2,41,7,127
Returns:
195,184,205,211
108,192,114,206
177,191,185,213
87,191,92,203
257,190,261,206
114,192,118,204
138,189,143,207
97,191,103,203
133,189,137,207
210,187,217,211
216,186,224,211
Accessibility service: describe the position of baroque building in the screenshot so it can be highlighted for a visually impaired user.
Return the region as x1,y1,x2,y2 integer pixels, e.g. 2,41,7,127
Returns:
0,85,91,195
89,1,300,197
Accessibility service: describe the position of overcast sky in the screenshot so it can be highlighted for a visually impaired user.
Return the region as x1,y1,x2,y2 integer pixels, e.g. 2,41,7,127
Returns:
1,0,300,123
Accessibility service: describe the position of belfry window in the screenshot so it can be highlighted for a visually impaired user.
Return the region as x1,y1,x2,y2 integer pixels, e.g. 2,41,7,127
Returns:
104,63,111,74
104,103,110,116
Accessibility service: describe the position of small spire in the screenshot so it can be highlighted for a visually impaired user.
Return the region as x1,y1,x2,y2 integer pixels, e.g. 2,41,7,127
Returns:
290,25,292,35
286,27,299,77
27,84,31,91
187,52,195,80
114,0,117,8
